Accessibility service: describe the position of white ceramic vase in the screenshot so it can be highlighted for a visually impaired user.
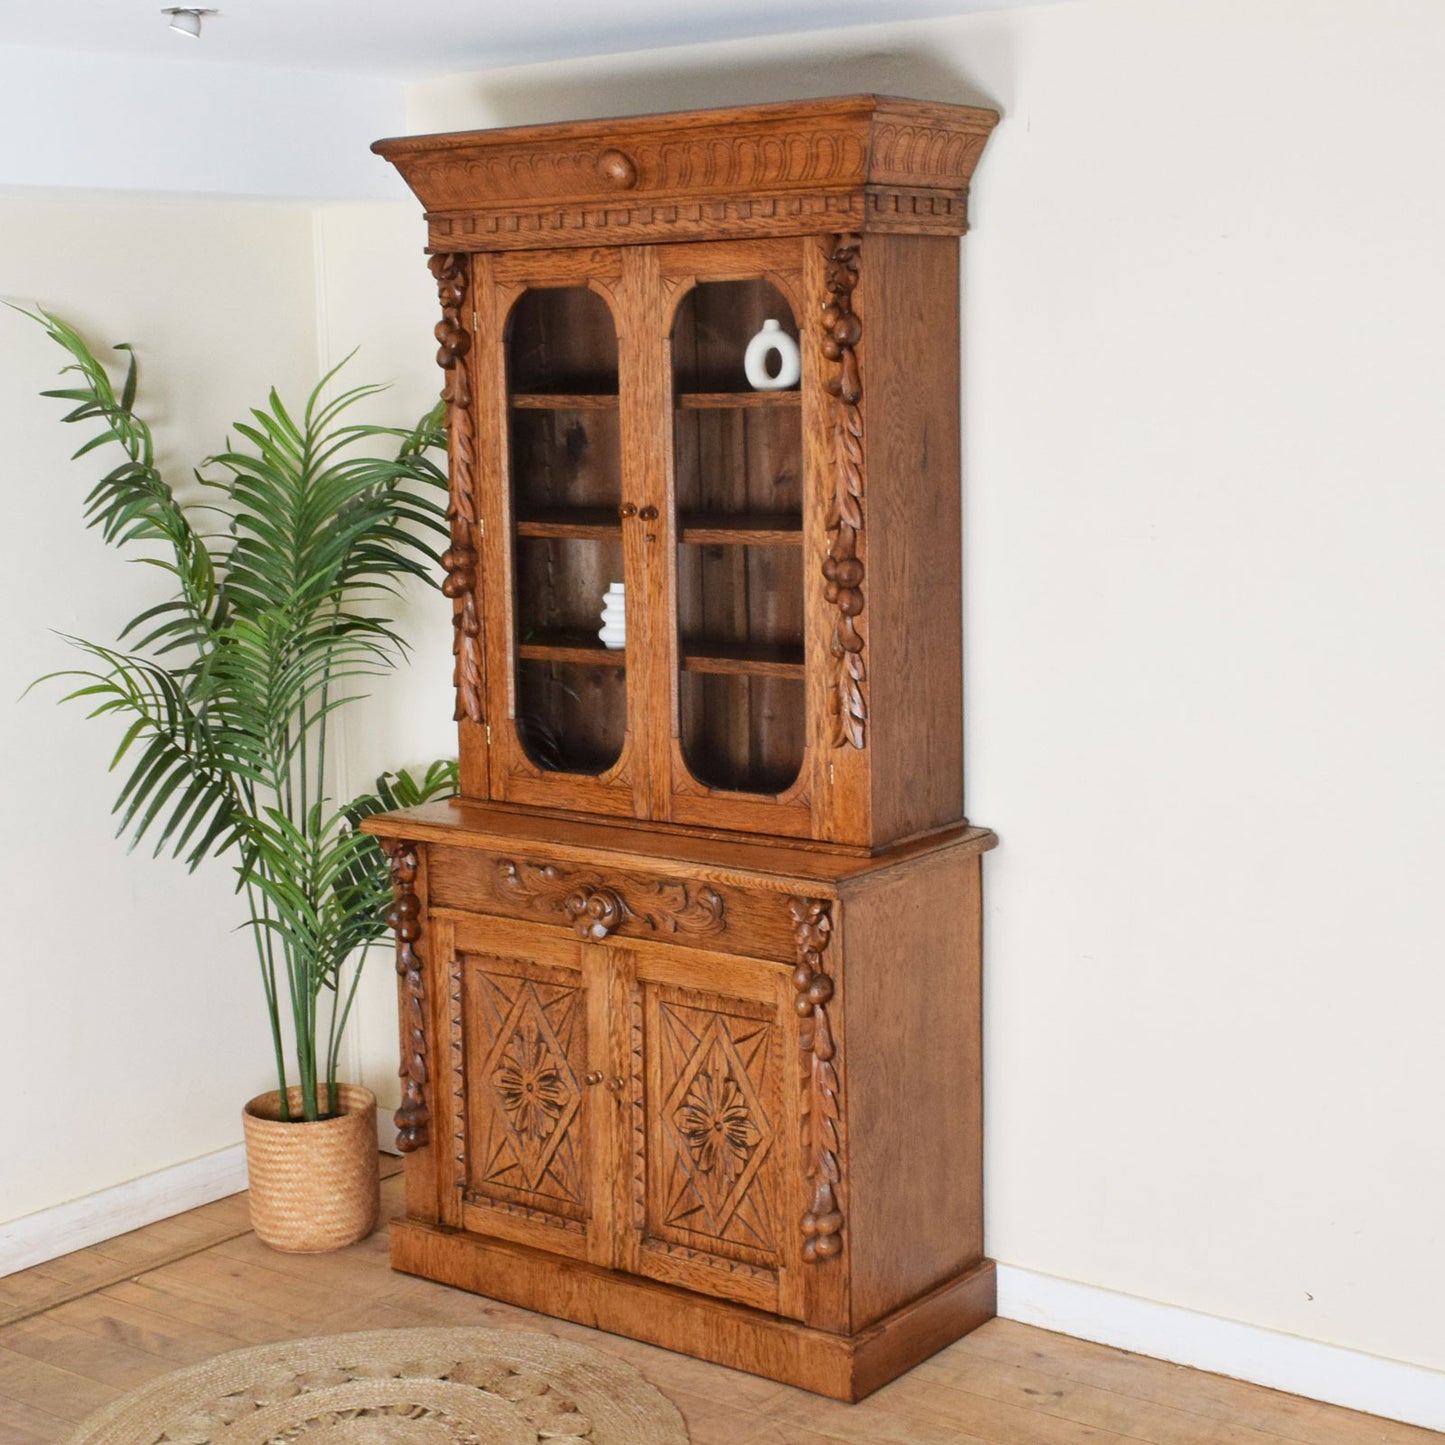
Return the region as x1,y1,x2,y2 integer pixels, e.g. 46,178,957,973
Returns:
599,581,626,649
743,319,801,391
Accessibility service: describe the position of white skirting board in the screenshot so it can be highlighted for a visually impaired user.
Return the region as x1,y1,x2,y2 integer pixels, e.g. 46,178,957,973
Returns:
997,1264,1445,1433
0,1144,249,1277
5,1162,1441,1432
3,1115,399,1278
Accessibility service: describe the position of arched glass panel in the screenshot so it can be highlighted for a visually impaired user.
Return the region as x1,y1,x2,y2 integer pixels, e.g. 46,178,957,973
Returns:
672,279,805,795
507,286,626,774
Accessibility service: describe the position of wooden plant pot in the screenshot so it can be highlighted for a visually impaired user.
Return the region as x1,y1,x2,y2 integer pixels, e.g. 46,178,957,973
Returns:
241,1084,380,1252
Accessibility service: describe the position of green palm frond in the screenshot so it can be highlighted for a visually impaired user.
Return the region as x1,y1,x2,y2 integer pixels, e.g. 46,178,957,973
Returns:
16,307,217,618
34,639,246,868
23,311,457,1121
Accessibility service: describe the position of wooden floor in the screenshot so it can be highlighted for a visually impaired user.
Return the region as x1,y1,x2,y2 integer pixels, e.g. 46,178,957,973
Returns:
0,1167,1434,1445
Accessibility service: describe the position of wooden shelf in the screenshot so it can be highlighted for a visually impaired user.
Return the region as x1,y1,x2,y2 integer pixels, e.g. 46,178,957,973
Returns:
680,640,804,680
679,513,803,546
512,393,619,410
677,391,800,410
516,508,622,540
519,630,626,668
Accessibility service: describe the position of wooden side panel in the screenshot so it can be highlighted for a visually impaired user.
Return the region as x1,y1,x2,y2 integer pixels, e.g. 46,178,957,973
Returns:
856,233,966,842
839,849,983,1328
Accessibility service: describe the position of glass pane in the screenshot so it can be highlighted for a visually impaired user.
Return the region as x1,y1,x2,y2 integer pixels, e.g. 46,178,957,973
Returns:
507,286,625,775
672,279,805,796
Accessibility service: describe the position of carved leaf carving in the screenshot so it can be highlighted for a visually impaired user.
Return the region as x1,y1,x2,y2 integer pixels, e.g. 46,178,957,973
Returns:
790,897,845,1263
495,858,726,942
429,252,484,726
820,235,867,751
382,840,429,1153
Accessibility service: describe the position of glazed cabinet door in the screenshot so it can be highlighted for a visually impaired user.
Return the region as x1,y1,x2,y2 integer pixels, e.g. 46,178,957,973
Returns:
442,915,614,1266
614,943,808,1319
647,238,832,841
471,248,653,821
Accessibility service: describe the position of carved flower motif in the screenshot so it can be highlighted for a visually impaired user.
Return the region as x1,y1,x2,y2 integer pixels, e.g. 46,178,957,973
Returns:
493,1028,567,1141
676,1071,760,1182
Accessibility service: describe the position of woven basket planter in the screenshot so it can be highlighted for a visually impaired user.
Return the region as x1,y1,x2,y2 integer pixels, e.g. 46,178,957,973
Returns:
241,1084,380,1252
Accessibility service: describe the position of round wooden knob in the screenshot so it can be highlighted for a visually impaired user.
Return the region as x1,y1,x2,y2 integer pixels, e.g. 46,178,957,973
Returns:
584,1070,605,1086
617,502,637,519
606,1076,626,1093
638,505,659,521
598,148,638,189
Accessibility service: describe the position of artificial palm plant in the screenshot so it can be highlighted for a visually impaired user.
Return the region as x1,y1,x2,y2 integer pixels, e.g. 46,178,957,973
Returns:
24,309,457,1122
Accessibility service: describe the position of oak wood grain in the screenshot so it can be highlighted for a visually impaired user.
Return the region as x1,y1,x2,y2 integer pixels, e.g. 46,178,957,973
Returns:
374,96,998,254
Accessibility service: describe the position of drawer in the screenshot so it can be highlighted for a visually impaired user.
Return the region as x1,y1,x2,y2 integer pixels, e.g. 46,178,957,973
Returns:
426,845,799,962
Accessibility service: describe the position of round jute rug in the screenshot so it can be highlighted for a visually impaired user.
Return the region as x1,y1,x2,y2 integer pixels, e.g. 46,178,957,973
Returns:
62,1327,690,1445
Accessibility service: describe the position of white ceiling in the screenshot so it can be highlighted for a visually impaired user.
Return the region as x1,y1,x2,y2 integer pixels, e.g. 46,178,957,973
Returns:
0,0,1052,79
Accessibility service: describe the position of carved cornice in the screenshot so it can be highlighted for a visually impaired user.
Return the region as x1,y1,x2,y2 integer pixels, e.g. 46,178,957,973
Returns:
423,187,977,252
426,191,865,252
383,839,429,1153
495,858,727,943
821,234,867,751
378,98,997,254
429,253,483,726
789,898,844,1263
398,128,869,214
869,122,992,188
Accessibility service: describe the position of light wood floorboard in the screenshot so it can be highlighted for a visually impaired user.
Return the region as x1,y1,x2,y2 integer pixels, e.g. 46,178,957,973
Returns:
0,1167,1434,1445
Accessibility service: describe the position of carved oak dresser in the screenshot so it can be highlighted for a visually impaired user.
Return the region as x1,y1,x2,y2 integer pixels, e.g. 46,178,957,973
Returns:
363,95,999,1400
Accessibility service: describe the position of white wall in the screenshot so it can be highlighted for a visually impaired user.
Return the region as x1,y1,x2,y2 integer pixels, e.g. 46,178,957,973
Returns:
0,197,321,1222
394,0,1445,1380
0,46,406,200
312,203,460,1108
4,0,1444,1410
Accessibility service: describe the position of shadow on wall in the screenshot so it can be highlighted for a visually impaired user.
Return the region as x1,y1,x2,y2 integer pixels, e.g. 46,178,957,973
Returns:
461,44,1006,129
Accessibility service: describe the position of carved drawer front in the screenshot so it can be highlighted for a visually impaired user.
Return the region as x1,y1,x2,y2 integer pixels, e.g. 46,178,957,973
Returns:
427,845,797,960
454,943,599,1262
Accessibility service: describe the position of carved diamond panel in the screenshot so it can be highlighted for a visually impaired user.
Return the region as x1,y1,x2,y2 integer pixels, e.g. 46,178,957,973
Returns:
464,960,586,1220
651,995,780,1263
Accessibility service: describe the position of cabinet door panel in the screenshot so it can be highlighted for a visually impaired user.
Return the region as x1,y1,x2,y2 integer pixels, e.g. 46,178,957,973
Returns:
651,240,823,841
622,950,803,1316
472,249,650,822
453,928,603,1262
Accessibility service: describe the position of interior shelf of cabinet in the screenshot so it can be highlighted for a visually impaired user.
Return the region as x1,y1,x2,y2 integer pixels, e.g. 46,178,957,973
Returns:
676,391,801,410
515,508,623,540
518,630,626,668
511,393,620,410
679,639,805,679
678,513,803,546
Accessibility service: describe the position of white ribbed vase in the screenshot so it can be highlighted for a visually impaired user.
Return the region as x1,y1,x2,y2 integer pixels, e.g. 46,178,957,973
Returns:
599,581,626,649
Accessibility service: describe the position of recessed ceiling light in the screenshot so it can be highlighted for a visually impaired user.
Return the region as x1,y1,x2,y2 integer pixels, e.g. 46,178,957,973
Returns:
161,7,218,39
